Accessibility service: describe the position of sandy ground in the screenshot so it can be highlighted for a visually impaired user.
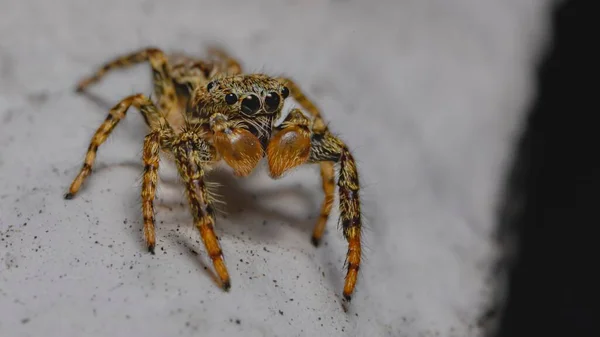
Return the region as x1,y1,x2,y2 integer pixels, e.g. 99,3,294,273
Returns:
0,0,551,336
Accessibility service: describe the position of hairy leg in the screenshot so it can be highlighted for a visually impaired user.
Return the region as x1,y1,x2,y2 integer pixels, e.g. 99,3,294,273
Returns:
65,94,172,199
173,131,230,290
266,111,363,304
274,78,337,247
312,162,335,246
75,48,180,118
310,131,362,304
276,77,327,132
141,131,161,254
171,61,212,91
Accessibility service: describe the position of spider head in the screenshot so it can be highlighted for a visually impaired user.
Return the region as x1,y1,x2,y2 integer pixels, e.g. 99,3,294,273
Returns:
190,74,290,177
193,74,289,120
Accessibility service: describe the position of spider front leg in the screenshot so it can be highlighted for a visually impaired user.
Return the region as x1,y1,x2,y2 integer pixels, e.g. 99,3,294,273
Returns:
312,132,363,304
65,94,171,199
276,77,334,245
267,110,363,303
172,132,230,290
141,131,161,253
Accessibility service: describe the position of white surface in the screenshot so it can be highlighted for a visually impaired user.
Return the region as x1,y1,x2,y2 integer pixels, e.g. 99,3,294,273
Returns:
0,1,550,336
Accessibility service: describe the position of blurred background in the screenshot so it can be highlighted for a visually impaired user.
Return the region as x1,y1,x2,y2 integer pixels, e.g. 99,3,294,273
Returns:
1,0,582,336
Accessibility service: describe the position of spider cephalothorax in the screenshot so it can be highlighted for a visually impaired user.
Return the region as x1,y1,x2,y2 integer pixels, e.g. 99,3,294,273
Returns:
65,47,363,310
187,74,290,177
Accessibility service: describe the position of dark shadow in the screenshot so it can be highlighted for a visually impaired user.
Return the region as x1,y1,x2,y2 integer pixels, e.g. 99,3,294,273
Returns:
78,90,115,111
87,159,320,224
86,159,318,235
164,229,223,289
84,158,345,292
163,169,317,232
89,160,143,174
483,1,596,336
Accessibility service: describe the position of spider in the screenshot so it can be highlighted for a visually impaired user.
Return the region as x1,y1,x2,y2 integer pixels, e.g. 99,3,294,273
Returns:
64,46,363,306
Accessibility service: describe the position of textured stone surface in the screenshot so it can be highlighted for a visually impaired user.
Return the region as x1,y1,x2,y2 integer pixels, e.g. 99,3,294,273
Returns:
0,1,550,336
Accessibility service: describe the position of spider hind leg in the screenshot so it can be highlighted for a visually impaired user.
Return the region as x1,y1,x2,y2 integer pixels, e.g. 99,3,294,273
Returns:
76,48,182,121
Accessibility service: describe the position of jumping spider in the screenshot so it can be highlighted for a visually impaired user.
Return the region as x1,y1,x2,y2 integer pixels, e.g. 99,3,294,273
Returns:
65,47,363,306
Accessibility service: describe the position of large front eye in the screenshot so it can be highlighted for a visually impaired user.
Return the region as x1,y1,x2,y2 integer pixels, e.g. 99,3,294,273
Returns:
225,93,238,105
264,92,280,112
241,94,261,115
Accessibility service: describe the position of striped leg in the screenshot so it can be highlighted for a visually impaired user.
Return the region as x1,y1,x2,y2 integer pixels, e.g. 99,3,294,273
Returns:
173,135,230,290
309,131,363,305
75,48,179,116
273,78,338,246
311,162,335,246
65,94,171,199
276,77,327,132
337,147,362,304
141,131,161,253
266,110,363,305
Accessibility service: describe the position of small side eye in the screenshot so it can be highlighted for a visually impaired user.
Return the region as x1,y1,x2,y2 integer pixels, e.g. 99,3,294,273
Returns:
207,81,215,91
225,93,238,105
264,92,281,112
241,94,261,115
281,86,290,99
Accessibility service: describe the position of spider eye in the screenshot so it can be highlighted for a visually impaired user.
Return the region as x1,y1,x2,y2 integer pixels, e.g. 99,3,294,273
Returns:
264,92,281,112
241,94,261,115
281,86,290,99
207,81,215,91
225,93,238,105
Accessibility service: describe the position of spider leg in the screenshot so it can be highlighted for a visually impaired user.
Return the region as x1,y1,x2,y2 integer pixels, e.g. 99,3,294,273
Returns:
274,78,337,246
171,61,212,90
65,94,172,199
312,132,362,304
141,131,162,254
77,48,160,91
266,111,363,304
173,131,230,290
276,77,327,132
75,48,180,118
312,161,335,246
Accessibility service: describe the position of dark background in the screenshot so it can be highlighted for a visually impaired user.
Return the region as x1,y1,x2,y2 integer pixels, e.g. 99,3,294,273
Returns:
491,0,597,336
